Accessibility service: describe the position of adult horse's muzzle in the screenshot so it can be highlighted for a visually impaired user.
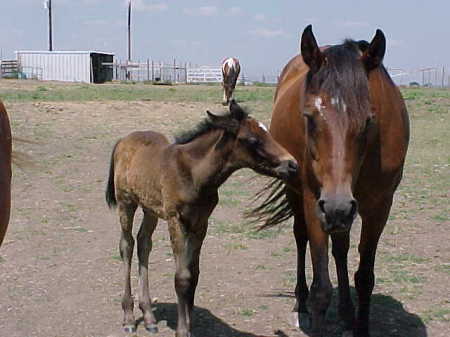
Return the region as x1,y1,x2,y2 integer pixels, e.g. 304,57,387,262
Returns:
316,195,358,233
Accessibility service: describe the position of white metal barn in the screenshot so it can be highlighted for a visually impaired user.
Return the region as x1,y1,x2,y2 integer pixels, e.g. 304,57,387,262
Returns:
15,51,114,83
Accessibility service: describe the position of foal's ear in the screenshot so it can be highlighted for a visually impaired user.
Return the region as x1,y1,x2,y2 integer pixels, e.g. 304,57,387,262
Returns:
301,25,324,74
229,99,246,121
361,29,386,71
206,110,239,133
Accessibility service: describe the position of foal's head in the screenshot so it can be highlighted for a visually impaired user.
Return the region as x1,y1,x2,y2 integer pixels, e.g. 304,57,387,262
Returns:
207,100,298,180
300,25,384,233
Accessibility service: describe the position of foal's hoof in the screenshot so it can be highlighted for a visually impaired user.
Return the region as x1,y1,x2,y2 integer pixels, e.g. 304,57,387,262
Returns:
123,324,136,334
145,323,158,334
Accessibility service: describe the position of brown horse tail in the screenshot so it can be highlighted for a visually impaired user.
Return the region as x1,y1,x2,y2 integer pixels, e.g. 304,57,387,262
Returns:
105,141,119,209
245,178,294,230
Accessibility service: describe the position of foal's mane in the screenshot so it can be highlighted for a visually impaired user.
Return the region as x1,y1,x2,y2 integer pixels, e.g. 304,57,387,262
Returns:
174,108,249,145
306,39,371,118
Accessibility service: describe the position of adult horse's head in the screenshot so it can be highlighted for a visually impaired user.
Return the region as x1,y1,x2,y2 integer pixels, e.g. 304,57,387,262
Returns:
300,25,384,233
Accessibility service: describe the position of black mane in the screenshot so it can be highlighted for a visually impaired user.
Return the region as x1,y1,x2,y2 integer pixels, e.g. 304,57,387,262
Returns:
306,39,371,116
174,108,249,144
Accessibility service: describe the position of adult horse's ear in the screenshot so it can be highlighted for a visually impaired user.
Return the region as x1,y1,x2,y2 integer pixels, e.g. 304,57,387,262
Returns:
361,29,386,71
301,25,324,73
229,99,246,121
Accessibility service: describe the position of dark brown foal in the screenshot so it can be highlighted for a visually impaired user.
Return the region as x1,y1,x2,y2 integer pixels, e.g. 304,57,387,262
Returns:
106,101,298,336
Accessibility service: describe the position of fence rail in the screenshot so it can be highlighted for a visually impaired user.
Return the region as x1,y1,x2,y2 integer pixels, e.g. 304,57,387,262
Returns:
186,66,223,83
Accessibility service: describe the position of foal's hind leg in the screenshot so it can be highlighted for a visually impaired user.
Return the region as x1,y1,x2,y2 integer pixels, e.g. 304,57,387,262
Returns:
137,209,158,333
118,202,138,333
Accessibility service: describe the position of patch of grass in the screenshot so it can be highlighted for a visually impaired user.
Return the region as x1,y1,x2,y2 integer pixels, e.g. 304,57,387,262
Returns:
239,308,255,317
225,242,248,251
0,83,276,104
421,307,450,323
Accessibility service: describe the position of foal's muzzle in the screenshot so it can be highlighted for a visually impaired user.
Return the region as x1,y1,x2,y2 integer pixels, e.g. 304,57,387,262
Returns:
276,159,299,180
317,196,358,233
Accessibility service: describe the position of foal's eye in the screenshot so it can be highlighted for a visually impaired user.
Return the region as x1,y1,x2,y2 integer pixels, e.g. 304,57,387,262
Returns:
245,137,260,146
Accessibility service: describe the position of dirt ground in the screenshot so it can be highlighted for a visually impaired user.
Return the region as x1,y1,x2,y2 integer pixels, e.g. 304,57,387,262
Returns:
0,84,448,337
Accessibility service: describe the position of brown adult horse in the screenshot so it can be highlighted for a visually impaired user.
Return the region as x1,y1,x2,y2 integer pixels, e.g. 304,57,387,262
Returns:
0,99,12,248
251,26,409,337
106,101,298,336
222,57,241,105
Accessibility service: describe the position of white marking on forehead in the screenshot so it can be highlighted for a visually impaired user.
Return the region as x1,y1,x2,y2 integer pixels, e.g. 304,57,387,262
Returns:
258,121,268,132
331,96,347,113
314,97,323,112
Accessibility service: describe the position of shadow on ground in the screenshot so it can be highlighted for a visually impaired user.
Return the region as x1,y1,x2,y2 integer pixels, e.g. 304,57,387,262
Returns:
261,287,427,337
152,302,287,337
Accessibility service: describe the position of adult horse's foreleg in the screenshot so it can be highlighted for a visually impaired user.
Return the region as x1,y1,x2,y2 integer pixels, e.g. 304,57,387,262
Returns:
293,217,310,328
222,84,229,105
331,231,355,331
118,202,137,333
305,192,332,337
354,198,392,337
137,209,158,333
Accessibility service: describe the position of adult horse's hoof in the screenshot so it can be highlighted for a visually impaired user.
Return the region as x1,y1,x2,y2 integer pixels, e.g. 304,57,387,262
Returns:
145,323,158,334
123,324,136,333
289,311,311,330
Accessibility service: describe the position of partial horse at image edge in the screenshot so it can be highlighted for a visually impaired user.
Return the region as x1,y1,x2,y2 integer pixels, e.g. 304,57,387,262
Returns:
0,99,12,248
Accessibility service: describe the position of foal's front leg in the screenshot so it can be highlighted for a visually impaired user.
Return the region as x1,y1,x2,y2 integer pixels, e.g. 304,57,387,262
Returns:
169,217,207,337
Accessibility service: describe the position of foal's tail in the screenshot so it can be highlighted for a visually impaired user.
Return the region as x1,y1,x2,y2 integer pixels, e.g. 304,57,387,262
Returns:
105,141,119,209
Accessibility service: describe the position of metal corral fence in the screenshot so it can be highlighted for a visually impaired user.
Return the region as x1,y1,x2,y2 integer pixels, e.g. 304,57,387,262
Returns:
388,67,450,87
112,60,229,84
187,66,223,83
112,60,188,83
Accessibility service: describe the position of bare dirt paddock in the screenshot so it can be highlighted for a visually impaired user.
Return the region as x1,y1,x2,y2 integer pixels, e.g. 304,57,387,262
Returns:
0,80,448,337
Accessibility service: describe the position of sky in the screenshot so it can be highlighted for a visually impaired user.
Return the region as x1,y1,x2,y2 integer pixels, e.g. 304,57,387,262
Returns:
0,0,449,81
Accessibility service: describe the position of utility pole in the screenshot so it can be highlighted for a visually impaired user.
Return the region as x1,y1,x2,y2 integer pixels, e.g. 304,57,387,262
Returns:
126,0,132,80
45,0,53,51
128,0,132,62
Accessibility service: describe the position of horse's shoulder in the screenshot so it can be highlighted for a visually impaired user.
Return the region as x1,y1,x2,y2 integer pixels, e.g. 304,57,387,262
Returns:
275,54,308,102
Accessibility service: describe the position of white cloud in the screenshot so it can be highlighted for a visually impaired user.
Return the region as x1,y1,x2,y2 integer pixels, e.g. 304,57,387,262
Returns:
227,6,243,16
253,13,266,22
249,28,289,38
124,0,168,12
183,6,218,17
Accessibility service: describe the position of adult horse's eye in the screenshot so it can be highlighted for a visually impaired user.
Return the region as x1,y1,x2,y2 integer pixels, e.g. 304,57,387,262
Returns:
304,115,316,135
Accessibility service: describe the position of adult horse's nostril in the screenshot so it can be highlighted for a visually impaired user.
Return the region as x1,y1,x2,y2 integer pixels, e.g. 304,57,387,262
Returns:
318,199,326,214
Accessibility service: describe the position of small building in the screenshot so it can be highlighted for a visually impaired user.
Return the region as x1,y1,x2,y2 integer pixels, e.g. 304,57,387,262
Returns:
15,51,114,83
